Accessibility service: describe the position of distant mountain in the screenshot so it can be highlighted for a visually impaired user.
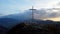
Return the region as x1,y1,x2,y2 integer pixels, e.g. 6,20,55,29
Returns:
0,10,55,29
1,11,31,21
0,17,21,29
0,10,32,29
0,15,54,30
26,19,54,24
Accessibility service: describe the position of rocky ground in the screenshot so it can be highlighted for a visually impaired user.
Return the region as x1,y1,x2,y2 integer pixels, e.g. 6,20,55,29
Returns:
7,22,59,34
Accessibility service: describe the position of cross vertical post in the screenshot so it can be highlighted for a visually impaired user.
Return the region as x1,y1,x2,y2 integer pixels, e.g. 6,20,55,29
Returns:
29,6,36,22
32,6,34,21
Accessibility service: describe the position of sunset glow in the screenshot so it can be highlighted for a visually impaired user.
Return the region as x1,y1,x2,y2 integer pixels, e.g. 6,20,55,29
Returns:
43,17,60,21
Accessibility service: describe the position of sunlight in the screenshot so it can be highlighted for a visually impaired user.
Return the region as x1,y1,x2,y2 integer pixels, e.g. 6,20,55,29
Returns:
43,17,60,21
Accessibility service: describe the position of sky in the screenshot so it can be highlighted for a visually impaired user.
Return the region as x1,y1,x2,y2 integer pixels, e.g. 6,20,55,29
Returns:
0,0,60,21
0,0,60,14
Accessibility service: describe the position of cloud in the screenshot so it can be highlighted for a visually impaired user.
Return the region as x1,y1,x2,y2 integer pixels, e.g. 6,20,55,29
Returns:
57,2,60,5
0,9,22,16
24,8,60,19
31,0,60,9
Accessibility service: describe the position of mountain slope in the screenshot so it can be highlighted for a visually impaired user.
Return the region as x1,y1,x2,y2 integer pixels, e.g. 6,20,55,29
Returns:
0,18,21,29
